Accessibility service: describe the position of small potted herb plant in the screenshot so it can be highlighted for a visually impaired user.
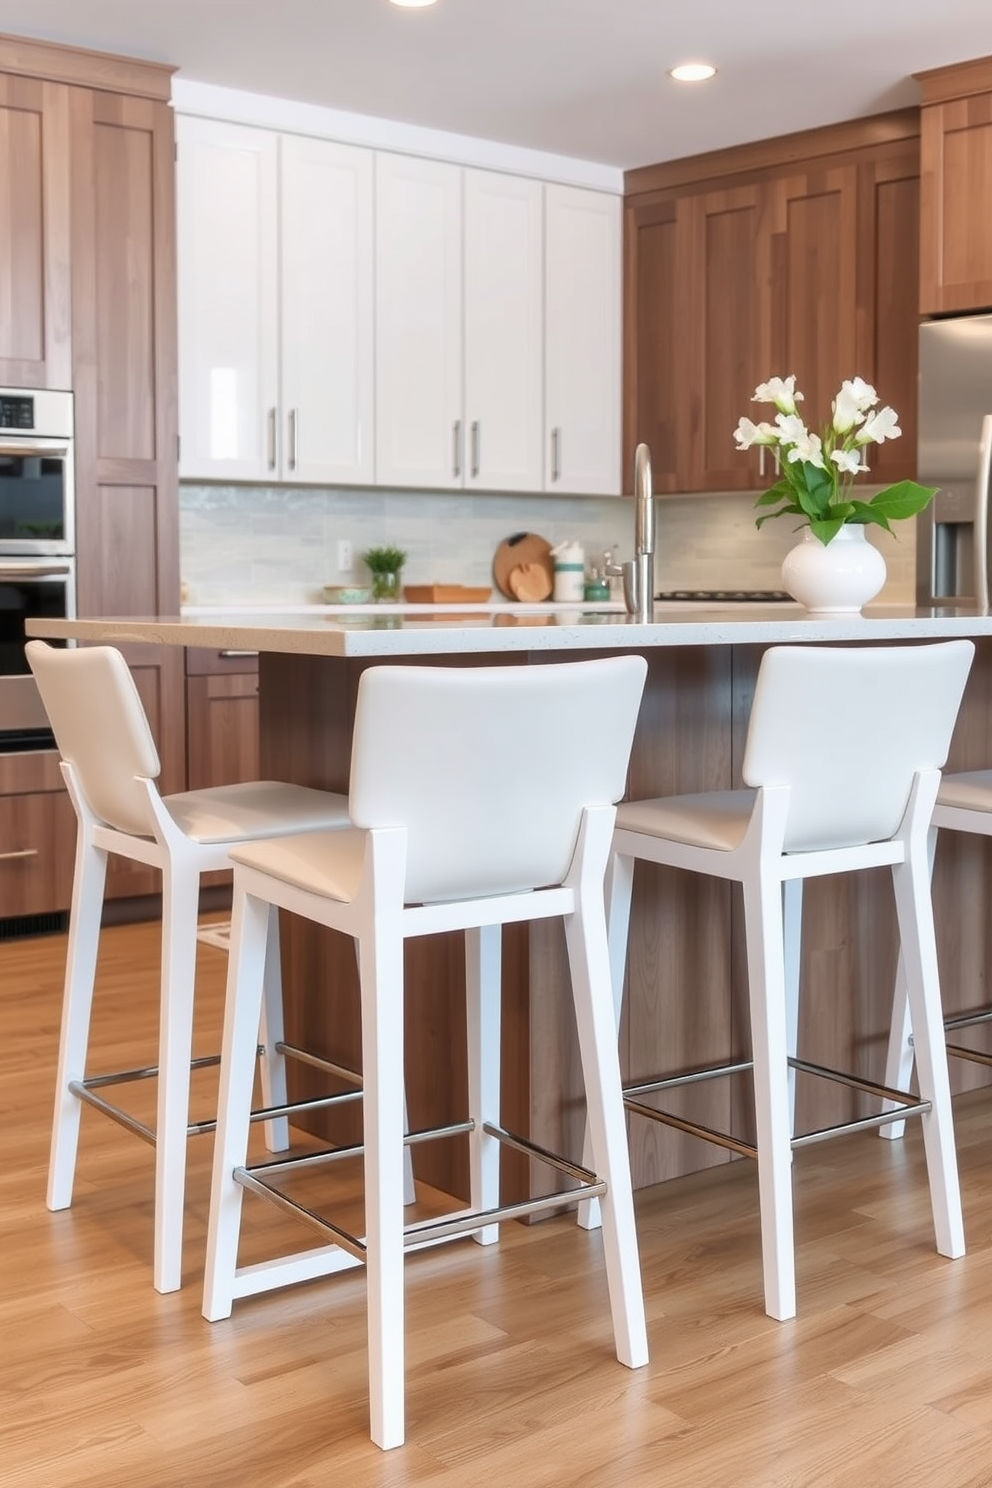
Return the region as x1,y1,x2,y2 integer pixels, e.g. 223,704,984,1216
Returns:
362,544,407,603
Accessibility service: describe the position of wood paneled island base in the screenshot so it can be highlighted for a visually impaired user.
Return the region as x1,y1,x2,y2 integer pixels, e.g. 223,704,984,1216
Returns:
28,604,992,1205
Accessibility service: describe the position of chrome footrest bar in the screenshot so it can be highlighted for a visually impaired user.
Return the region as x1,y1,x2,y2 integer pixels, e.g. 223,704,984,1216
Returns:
242,1121,474,1178
624,1096,758,1160
69,1080,156,1144
481,1120,606,1187
80,1051,226,1091
274,1041,362,1087
188,1088,365,1138
945,1041,992,1069
944,1009,992,1033
235,1167,369,1261
791,1102,931,1147
624,1059,752,1100
789,1055,931,1111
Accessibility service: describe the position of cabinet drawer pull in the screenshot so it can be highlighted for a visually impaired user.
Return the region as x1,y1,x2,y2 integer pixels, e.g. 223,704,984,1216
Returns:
452,419,462,479
0,848,39,862
471,420,480,478
267,407,277,471
288,408,299,471
219,650,259,659
551,426,561,482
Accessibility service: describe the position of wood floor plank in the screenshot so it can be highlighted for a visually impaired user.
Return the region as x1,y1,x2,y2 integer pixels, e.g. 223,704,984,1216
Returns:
4,918,992,1485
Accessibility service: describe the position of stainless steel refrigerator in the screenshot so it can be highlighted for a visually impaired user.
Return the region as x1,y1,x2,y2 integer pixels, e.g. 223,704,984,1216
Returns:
922,310,992,607
916,312,992,607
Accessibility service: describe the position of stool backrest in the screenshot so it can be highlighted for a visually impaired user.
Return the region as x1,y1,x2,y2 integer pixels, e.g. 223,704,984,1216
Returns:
742,640,975,852
349,656,648,903
26,640,163,837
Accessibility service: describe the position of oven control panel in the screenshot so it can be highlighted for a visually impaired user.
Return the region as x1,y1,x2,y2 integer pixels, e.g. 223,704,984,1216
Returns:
0,394,36,432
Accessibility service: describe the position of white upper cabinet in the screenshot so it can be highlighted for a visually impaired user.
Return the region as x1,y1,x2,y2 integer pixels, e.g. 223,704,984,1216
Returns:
177,117,278,481
177,116,374,485
544,184,622,496
374,153,463,490
463,169,543,492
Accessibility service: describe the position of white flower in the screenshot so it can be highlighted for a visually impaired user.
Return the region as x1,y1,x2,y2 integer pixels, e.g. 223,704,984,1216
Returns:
734,417,779,450
782,424,825,469
832,377,877,434
753,375,803,415
856,405,901,444
831,446,868,475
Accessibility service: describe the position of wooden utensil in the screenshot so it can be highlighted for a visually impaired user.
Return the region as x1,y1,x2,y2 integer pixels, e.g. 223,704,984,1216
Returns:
493,532,553,599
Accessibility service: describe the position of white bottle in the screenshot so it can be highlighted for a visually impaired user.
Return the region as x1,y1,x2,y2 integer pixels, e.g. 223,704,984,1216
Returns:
551,540,585,603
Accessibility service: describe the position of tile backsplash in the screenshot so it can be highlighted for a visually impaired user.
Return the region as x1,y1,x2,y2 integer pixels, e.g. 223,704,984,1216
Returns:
180,484,917,605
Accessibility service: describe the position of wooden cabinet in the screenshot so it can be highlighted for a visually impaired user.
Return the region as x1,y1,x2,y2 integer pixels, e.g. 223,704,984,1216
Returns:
0,73,71,390
0,35,181,911
624,113,921,494
0,751,75,919
545,184,622,495
917,55,992,315
176,117,374,485
185,648,260,791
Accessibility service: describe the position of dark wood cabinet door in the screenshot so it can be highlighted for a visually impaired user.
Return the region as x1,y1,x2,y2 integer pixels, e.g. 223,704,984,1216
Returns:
919,91,992,315
0,73,72,389
186,673,260,792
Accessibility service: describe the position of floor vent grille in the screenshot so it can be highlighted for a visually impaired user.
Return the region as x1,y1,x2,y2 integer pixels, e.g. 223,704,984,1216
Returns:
0,909,69,941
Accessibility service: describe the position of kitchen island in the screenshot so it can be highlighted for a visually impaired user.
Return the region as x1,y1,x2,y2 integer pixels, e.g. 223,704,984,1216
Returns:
29,603,992,1203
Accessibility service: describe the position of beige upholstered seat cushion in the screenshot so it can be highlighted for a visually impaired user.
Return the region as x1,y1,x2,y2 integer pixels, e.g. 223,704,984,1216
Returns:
163,781,349,845
937,770,992,814
229,827,367,904
616,789,756,853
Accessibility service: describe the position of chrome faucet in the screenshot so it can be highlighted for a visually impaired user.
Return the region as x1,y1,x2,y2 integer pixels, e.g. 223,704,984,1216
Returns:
606,442,655,621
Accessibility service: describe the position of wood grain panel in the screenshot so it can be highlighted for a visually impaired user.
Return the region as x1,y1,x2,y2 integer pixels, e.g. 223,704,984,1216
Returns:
920,93,992,314
0,748,64,795
0,31,174,100
0,787,76,916
185,673,260,791
0,73,71,388
623,197,682,490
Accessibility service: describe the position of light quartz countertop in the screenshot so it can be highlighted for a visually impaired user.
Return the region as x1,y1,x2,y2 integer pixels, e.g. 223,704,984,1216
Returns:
27,602,992,658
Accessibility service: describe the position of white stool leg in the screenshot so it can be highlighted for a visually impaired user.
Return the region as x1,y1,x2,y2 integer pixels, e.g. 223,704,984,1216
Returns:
48,833,108,1211
360,897,408,1451
578,847,634,1233
258,906,290,1153
154,863,202,1294
743,871,796,1321
202,887,272,1322
566,813,647,1370
355,939,416,1206
881,825,939,1142
465,923,501,1246
783,878,802,1136
890,854,965,1258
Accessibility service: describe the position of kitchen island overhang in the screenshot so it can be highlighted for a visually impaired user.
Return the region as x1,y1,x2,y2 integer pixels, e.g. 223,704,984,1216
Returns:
26,605,992,1210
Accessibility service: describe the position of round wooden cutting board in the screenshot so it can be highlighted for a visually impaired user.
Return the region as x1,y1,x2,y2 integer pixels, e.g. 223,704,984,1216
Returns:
493,532,554,600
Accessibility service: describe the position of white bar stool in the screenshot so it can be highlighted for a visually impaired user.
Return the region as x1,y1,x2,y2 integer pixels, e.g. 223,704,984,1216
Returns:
885,769,992,1123
26,640,353,1294
202,656,650,1450
583,641,974,1323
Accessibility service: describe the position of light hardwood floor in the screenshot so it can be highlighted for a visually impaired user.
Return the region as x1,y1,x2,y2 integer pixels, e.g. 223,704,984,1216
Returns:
3,918,992,1487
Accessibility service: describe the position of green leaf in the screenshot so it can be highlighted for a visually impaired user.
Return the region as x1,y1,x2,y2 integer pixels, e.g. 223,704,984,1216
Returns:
846,499,893,534
864,481,938,523
754,480,794,508
808,517,846,545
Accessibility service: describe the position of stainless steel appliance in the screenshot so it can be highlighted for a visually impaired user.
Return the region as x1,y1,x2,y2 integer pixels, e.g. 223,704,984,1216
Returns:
0,388,76,750
916,315,992,607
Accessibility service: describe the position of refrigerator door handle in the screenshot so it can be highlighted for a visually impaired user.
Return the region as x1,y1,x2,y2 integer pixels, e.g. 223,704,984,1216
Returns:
974,414,992,611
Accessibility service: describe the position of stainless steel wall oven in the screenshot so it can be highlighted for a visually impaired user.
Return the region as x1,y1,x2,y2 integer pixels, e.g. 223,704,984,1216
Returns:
0,388,76,751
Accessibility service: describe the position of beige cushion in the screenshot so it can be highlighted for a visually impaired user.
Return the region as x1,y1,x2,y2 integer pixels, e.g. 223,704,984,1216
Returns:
230,827,367,904
936,770,992,816
163,781,349,846
617,789,756,853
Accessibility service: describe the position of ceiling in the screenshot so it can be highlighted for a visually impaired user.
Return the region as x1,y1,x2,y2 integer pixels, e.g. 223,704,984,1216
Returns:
1,0,991,170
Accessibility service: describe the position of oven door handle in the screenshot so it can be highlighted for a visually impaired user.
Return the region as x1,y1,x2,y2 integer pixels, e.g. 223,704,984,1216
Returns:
0,563,72,580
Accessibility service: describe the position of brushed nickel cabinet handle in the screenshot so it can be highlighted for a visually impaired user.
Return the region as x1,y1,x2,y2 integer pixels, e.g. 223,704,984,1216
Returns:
267,407,277,471
288,408,299,472
551,426,561,482
0,848,39,861
471,420,480,479
219,649,259,659
453,419,462,479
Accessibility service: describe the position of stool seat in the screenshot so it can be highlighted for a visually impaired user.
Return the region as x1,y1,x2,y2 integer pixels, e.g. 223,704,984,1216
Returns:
26,639,351,1295
618,790,755,852
931,769,992,814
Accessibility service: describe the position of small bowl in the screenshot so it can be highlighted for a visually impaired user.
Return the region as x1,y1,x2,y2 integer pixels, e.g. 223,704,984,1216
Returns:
323,585,372,605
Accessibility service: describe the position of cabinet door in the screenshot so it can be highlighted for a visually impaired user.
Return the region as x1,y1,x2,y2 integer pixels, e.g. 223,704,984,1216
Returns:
683,184,771,492
544,184,621,495
375,152,463,490
919,94,992,315
186,672,259,791
281,135,375,486
765,166,860,432
176,116,278,481
463,169,543,491
0,74,71,390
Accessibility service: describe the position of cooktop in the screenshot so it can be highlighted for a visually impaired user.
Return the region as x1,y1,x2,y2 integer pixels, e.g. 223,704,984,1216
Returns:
655,589,793,603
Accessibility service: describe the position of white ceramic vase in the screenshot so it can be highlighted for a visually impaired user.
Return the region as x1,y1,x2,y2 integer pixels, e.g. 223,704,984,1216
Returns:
780,525,887,614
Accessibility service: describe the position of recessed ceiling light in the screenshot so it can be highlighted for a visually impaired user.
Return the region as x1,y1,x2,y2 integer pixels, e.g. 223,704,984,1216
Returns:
668,62,717,83
389,0,438,8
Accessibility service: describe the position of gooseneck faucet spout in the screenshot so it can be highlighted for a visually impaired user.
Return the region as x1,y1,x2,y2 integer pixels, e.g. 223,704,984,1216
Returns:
607,443,655,620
